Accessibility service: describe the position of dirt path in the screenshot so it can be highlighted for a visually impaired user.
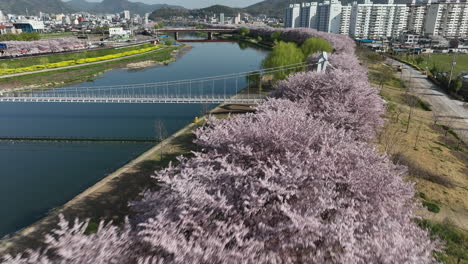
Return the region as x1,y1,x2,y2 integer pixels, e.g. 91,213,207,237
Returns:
388,58,468,144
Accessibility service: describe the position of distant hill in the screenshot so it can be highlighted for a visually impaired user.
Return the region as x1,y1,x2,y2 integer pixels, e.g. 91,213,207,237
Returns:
0,0,73,15
66,0,97,11
66,0,183,15
245,0,303,18
150,5,244,20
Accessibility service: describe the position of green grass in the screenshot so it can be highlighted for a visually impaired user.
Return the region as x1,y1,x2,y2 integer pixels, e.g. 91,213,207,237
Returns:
0,43,154,69
0,46,178,88
39,32,75,39
422,201,441,213
402,54,468,76
417,219,468,264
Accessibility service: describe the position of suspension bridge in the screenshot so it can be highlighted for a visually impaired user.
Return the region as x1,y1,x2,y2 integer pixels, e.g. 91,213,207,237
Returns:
0,56,328,104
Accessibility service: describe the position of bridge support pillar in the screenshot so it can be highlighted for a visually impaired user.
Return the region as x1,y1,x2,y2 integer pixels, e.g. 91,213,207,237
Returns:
174,32,178,40
208,32,213,40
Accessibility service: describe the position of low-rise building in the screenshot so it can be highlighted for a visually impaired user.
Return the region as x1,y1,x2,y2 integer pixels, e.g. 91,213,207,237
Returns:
13,20,45,33
109,27,130,36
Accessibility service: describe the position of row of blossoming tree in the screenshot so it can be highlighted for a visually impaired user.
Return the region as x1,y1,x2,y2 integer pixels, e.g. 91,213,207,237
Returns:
1,39,86,58
2,27,439,264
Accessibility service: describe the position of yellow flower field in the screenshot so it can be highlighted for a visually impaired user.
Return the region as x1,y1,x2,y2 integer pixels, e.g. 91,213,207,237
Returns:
0,46,160,76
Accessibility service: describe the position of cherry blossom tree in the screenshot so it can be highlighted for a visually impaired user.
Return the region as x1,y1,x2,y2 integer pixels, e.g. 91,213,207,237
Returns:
273,70,385,140
1,27,438,264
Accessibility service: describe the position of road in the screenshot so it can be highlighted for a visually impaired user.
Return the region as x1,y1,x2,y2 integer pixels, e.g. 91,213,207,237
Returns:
0,46,166,80
389,58,468,144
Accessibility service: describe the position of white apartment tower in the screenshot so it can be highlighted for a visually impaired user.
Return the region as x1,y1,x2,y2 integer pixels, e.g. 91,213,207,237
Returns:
299,2,318,28
349,0,372,38
391,3,410,38
123,10,130,20
349,0,408,39
285,0,467,39
316,0,343,33
340,5,352,35
424,0,468,37
407,0,431,34
285,4,301,28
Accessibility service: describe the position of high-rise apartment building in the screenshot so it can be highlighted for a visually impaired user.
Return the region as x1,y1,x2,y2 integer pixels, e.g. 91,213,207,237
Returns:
284,4,301,28
285,0,468,39
340,5,352,35
425,0,468,37
407,0,431,34
299,2,318,28
220,13,225,24
122,10,130,20
349,1,372,38
316,0,343,33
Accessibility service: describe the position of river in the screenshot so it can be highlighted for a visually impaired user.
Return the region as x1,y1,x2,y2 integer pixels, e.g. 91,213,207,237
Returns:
0,41,269,238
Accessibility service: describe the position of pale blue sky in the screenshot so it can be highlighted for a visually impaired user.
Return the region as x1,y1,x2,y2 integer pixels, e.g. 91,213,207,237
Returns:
85,0,264,8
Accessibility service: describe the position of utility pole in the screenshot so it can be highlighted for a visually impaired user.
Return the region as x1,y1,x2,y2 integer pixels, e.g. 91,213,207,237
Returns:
448,53,457,89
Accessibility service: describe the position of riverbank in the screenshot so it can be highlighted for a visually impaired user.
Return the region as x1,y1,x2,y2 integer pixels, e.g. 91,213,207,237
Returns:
220,34,274,50
0,44,188,91
0,103,251,257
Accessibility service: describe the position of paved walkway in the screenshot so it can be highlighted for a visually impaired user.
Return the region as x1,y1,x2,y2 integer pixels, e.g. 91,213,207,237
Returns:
0,47,167,79
389,58,468,144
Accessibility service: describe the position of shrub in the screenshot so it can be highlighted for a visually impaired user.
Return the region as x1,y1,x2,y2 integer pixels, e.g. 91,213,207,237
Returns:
422,201,441,213
262,41,305,80
301,37,333,57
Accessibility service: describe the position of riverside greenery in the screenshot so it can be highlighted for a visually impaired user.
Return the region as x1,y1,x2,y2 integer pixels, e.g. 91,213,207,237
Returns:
0,45,160,76
2,27,439,264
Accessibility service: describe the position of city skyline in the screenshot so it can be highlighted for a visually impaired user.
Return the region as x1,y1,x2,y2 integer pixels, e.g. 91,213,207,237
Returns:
80,0,265,8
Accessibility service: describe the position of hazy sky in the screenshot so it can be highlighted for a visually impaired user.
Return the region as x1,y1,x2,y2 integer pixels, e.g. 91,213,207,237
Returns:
85,0,264,8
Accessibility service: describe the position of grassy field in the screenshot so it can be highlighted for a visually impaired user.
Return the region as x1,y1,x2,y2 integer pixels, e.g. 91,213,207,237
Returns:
39,32,75,39
360,47,468,263
401,53,468,76
0,46,181,89
0,43,155,70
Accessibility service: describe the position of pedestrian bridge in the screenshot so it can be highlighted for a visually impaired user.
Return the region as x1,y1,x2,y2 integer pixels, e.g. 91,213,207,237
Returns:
0,59,328,104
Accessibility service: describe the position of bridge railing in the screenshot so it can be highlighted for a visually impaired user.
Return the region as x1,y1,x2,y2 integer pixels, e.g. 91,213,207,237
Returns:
0,56,329,103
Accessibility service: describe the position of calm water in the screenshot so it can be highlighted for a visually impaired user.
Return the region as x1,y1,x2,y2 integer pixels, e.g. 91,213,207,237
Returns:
0,41,268,238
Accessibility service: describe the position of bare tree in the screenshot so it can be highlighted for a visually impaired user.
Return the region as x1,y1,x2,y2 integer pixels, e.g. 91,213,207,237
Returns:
200,103,212,116
413,122,422,150
405,95,415,133
432,110,440,125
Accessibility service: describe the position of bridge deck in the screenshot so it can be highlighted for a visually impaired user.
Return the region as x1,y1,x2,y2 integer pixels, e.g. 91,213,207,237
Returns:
0,97,264,104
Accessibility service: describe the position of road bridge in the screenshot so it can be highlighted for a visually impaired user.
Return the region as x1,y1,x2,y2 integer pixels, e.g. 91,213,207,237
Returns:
157,28,236,41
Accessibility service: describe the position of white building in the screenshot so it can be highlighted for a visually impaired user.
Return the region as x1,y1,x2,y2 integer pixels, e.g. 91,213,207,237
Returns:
109,27,131,36
122,10,130,20
220,13,225,24
286,0,468,39
234,13,241,24
349,1,372,38
425,0,468,38
407,0,431,34
316,0,343,33
284,4,301,28
349,0,408,39
299,2,318,28
0,10,5,22
340,5,352,35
